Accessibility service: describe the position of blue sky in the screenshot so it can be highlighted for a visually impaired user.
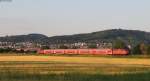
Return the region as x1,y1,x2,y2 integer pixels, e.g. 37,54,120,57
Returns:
0,0,150,36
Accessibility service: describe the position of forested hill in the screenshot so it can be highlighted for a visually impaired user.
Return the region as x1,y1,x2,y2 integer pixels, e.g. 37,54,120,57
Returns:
0,29,150,45
0,34,48,43
48,29,150,44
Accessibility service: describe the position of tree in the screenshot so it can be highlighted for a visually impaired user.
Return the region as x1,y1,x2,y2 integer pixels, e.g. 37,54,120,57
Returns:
113,39,126,49
59,45,68,49
132,44,142,54
0,48,14,53
71,46,78,49
41,45,50,49
146,45,150,55
132,43,150,55
88,44,97,49
139,43,147,55
0,48,4,53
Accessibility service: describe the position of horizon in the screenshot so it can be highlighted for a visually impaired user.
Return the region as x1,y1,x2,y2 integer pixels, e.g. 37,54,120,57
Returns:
0,0,150,36
0,28,149,37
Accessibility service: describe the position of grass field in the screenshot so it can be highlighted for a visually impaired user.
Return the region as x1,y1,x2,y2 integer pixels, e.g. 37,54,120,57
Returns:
0,54,150,81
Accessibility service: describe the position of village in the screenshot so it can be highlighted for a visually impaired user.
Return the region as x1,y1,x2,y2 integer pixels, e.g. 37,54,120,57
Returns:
0,41,113,53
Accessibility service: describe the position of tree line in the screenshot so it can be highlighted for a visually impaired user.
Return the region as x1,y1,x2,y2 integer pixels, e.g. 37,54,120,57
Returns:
0,48,36,54
113,39,150,55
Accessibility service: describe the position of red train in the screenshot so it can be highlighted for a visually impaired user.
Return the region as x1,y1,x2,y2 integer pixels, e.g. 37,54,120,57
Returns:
38,49,129,55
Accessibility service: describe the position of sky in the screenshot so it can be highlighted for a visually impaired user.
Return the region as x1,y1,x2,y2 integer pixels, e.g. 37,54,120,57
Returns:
0,0,150,36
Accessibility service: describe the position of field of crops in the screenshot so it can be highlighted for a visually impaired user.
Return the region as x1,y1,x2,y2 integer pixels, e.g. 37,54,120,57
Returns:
0,54,150,81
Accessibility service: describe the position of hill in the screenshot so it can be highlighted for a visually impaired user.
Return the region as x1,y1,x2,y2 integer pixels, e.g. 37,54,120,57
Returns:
0,29,150,45
0,34,48,43
48,29,150,44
